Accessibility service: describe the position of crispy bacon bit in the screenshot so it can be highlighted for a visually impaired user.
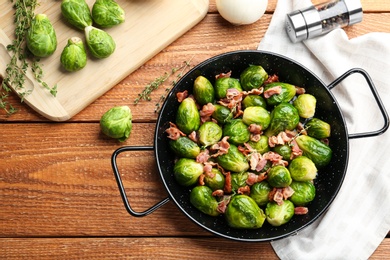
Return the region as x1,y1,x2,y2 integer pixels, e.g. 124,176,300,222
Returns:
238,185,251,195
188,131,198,143
199,103,216,123
243,87,264,96
248,124,262,134
165,122,185,140
250,134,261,142
290,139,303,160
223,172,232,194
212,189,224,197
210,136,230,157
217,195,231,214
198,174,205,186
264,74,279,85
176,90,188,102
246,172,267,186
203,163,213,177
215,71,232,79
268,131,292,148
297,122,307,135
196,149,210,164
263,85,282,98
295,86,306,95
282,186,295,200
295,207,309,215
269,188,284,205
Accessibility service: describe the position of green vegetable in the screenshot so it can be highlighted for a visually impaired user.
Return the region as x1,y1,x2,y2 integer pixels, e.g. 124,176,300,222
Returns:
293,93,317,118
250,181,272,206
190,186,220,217
265,200,295,226
60,37,87,72
198,121,223,147
242,106,271,130
225,195,266,229
240,65,268,91
216,144,249,173
211,104,233,124
222,119,250,145
204,168,225,191
264,82,296,106
265,102,300,137
247,135,270,154
100,106,132,142
176,97,201,135
92,0,125,28
26,14,57,58
306,118,331,139
267,165,292,188
231,172,249,192
289,156,317,181
173,158,203,187
169,137,200,159
193,76,215,105
289,181,316,206
85,25,116,58
214,77,242,99
61,0,93,30
273,144,292,161
242,94,267,109
296,135,332,168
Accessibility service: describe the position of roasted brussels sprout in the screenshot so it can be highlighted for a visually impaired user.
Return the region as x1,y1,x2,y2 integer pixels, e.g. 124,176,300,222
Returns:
240,65,268,91
223,119,250,145
190,186,220,217
61,0,93,30
173,158,203,187
264,82,296,106
265,200,295,226
250,181,272,206
267,165,292,188
60,37,87,72
306,118,331,139
216,144,249,173
289,181,316,206
273,144,292,161
242,106,271,130
296,135,332,168
293,93,317,118
169,136,200,159
198,121,223,147
100,106,132,142
242,94,267,109
193,76,215,105
204,168,225,191
214,77,242,100
85,25,116,58
225,195,266,229
265,102,300,137
231,172,249,192
289,156,317,181
92,0,125,28
26,14,57,58
211,104,233,124
176,97,201,135
247,135,269,154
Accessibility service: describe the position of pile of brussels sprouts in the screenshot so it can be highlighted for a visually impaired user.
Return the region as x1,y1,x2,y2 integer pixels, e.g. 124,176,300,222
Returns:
166,65,333,229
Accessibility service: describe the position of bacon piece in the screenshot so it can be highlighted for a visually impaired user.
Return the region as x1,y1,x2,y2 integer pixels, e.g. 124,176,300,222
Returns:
203,163,213,177
264,74,279,85
212,189,224,197
246,172,267,186
248,124,262,134
188,131,198,143
295,207,309,215
198,174,205,186
243,87,264,96
165,122,186,140
268,131,293,148
215,71,232,79
197,149,210,164
270,188,284,205
263,151,288,167
297,122,307,135
282,186,295,200
263,85,282,98
290,139,303,160
238,185,251,195
210,136,230,157
199,103,216,123
295,86,306,95
223,172,232,194
217,195,231,214
250,134,261,142
176,90,188,102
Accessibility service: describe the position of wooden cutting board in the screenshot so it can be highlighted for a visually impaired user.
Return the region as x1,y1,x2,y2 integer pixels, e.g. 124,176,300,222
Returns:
0,0,209,121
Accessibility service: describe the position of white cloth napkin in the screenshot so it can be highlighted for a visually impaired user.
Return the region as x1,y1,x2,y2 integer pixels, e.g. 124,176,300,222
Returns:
258,1,390,259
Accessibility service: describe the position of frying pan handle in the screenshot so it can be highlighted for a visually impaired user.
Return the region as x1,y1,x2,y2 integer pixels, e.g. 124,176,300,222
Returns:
327,68,389,139
111,146,170,217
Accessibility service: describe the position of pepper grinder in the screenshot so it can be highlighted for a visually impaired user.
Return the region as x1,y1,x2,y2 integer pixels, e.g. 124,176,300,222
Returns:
286,0,363,43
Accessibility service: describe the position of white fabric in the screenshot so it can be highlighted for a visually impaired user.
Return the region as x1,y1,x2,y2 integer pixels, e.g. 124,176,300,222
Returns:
258,1,390,259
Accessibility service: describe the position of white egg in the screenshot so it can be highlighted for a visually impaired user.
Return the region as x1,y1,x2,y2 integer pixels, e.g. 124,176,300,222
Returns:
216,0,268,25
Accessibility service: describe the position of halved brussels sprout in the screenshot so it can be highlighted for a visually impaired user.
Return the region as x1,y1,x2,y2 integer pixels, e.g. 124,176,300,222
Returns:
216,144,249,173
295,135,332,168
247,135,269,154
204,168,225,191
293,93,317,118
306,118,331,139
211,104,233,124
242,94,267,109
100,105,132,142
169,136,200,159
190,186,220,217
92,0,125,28
85,25,116,58
250,181,272,206
176,97,201,135
267,165,292,188
265,200,295,226
231,172,249,192
60,37,87,72
264,82,296,106
198,121,223,147
26,14,57,58
193,76,215,105
61,0,93,30
240,65,268,91
272,144,292,161
214,77,242,100
242,106,271,130
225,195,266,229
265,102,300,137
223,119,250,145
289,156,317,181
173,158,204,187
289,181,316,206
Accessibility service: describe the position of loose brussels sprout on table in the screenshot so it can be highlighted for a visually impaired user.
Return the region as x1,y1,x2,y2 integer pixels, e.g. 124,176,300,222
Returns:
26,14,57,58
60,37,87,72
100,106,132,142
85,26,116,59
61,0,93,30
92,0,125,28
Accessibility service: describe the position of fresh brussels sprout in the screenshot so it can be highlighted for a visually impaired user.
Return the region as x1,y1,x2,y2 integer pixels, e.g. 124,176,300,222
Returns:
295,135,332,168
250,181,272,206
240,65,268,91
242,94,267,109
169,136,200,159
60,37,87,72
92,0,125,28
85,26,116,58
265,200,295,226
231,172,249,192
273,144,292,161
100,106,132,142
176,97,201,135
214,77,242,100
193,76,215,105
26,14,57,58
306,118,331,139
225,195,266,229
264,83,296,106
61,0,93,30
222,119,250,145
242,106,271,130
173,158,204,187
289,181,316,206
211,104,233,124
267,165,292,188
204,168,225,191
247,135,269,154
289,156,317,181
293,93,317,118
198,121,223,147
216,144,249,173
265,102,300,137
190,186,220,217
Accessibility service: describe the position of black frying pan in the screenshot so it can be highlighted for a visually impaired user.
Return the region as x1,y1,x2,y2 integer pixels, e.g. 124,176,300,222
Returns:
112,51,389,242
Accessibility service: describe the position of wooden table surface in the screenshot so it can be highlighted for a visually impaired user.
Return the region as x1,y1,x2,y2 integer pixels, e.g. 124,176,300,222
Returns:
1,0,389,258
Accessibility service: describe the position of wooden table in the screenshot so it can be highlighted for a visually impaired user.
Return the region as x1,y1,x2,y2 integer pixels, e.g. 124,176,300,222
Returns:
1,0,389,258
